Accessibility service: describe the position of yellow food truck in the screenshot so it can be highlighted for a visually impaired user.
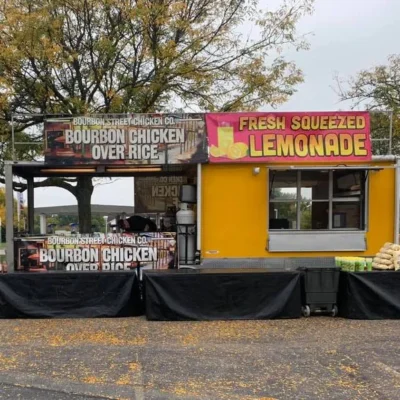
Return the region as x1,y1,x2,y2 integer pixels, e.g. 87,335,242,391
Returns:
199,112,398,266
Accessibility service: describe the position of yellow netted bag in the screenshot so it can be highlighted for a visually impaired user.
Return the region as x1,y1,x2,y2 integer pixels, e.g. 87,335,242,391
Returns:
372,262,393,270
373,257,392,266
376,252,392,260
394,251,400,271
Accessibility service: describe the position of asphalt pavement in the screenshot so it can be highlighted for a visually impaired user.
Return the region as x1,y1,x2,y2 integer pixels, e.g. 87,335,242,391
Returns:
0,317,400,399
0,383,103,400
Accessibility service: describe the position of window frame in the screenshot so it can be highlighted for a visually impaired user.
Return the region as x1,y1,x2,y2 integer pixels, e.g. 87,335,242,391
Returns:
269,169,367,231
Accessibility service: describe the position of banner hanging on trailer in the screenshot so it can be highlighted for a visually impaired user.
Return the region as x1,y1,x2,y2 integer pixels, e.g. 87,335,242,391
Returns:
15,233,177,272
205,112,371,163
134,175,189,214
44,114,208,165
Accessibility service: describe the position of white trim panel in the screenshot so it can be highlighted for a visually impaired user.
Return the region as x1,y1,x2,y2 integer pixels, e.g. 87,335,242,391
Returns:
268,231,366,252
197,163,202,251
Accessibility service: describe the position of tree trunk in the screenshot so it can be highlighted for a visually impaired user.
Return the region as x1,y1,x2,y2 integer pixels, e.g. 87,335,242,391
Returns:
76,176,94,234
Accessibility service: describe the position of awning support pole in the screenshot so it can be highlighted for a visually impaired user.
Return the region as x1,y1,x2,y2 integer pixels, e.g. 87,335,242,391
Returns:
27,176,34,234
389,111,393,155
395,158,400,244
196,163,202,254
5,163,14,272
40,214,47,235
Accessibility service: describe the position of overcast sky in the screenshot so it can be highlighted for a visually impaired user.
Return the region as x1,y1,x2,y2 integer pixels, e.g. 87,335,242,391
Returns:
33,0,400,209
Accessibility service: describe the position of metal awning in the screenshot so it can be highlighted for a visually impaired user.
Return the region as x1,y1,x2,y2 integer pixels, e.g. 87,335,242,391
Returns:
4,161,193,179
268,165,384,171
34,204,135,217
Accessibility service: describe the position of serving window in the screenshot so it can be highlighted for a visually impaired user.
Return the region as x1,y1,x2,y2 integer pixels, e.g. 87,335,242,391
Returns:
269,170,366,231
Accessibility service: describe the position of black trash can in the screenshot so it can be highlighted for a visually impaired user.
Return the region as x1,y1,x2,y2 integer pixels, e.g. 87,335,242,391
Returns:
298,267,341,317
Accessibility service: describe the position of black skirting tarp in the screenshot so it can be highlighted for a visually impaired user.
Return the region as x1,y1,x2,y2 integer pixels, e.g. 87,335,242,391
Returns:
144,268,301,320
0,272,143,318
338,271,400,319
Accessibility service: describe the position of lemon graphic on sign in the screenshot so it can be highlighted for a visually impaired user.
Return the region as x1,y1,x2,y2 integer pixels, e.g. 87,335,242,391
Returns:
217,145,227,156
235,142,248,155
210,145,223,158
226,142,248,159
227,143,245,159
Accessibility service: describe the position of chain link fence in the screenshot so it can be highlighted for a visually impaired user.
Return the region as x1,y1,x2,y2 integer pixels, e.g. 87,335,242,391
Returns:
370,110,400,156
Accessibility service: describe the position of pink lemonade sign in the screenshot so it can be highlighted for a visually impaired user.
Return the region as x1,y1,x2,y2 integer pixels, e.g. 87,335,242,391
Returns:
205,112,371,163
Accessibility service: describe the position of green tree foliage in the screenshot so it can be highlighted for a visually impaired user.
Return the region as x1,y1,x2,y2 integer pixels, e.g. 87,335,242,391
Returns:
33,213,106,234
0,0,314,232
0,187,27,234
337,55,400,110
336,54,400,155
270,188,312,229
369,111,400,155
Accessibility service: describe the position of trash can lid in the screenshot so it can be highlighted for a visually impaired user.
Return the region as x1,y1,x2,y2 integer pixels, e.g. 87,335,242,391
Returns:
300,267,341,272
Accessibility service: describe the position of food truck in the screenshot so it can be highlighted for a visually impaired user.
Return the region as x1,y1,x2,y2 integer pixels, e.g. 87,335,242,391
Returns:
5,113,205,272
5,111,399,272
201,112,398,266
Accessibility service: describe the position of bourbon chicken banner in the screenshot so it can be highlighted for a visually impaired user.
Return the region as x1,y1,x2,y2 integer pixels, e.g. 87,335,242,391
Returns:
206,112,371,163
15,233,177,272
44,114,208,165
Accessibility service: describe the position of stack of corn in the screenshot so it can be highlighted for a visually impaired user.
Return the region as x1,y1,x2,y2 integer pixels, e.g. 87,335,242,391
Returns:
336,257,371,272
372,243,400,270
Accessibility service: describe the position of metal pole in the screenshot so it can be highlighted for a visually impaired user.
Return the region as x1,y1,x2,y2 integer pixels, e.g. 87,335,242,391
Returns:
389,110,393,155
115,214,120,233
11,113,15,161
395,158,400,244
39,214,47,234
5,163,14,272
296,171,301,229
196,163,201,252
17,192,21,228
27,177,34,234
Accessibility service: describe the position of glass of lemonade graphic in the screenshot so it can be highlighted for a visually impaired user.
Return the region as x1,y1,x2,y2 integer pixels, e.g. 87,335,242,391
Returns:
217,123,234,151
